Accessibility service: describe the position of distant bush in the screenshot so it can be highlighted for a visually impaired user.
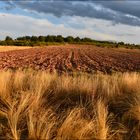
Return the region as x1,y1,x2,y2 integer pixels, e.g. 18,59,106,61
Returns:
0,35,139,49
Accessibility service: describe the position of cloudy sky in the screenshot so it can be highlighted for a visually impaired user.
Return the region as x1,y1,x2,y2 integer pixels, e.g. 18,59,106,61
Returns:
0,0,140,44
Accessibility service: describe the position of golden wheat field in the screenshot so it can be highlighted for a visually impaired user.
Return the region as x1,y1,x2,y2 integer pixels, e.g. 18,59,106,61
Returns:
0,70,140,140
0,46,31,52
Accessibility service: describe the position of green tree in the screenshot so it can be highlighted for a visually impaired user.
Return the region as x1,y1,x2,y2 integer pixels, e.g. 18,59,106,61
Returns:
56,35,64,43
82,37,92,42
45,35,55,42
31,36,38,42
118,42,125,45
74,37,81,43
38,36,45,42
5,36,13,41
64,36,74,43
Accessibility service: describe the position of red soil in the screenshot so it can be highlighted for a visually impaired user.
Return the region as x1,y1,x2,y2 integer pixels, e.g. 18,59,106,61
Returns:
0,45,139,73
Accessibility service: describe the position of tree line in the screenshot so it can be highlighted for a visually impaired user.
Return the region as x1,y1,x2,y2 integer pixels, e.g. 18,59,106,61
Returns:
0,35,139,49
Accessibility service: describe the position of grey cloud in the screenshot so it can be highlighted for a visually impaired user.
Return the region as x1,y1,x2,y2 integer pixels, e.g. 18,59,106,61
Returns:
4,0,140,26
94,1,140,19
115,33,136,37
3,1,15,10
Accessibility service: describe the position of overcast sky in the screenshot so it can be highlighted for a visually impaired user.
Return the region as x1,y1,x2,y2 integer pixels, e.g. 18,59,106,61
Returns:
0,0,140,44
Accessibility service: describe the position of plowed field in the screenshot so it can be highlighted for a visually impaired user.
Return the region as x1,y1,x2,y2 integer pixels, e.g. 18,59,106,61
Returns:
0,45,139,73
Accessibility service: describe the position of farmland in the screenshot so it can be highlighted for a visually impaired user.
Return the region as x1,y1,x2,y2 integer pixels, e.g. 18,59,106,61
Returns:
0,45,139,73
0,70,140,139
0,45,140,140
0,46,31,52
0,0,140,139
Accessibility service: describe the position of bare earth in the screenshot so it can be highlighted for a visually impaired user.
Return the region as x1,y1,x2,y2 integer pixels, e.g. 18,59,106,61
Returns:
0,45,139,73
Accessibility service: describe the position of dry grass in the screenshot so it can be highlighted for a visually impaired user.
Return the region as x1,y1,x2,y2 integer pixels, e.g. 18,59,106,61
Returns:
0,46,31,52
0,70,140,140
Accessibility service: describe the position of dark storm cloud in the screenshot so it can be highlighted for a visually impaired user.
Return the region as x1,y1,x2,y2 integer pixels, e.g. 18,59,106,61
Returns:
94,1,140,18
115,33,136,37
4,0,140,26
1,1,15,10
